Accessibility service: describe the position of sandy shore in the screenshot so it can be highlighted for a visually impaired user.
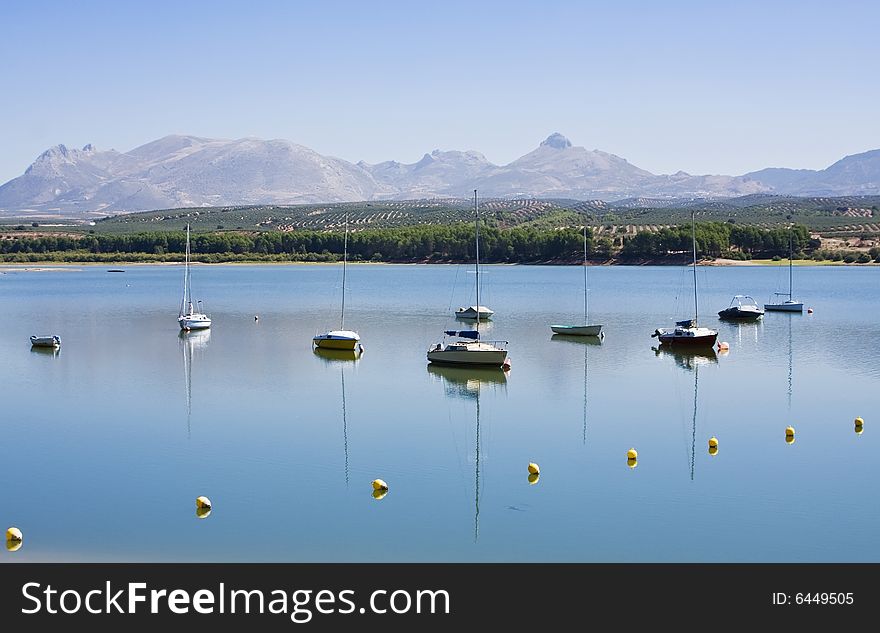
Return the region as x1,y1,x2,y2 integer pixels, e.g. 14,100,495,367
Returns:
0,266,83,273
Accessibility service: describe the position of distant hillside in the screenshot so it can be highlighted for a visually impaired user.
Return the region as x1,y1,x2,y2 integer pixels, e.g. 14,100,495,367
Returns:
3,132,880,219
75,194,880,236
744,149,880,196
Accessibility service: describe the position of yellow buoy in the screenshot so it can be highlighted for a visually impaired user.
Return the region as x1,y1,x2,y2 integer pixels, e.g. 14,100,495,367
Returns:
627,448,638,460
855,417,864,427
855,424,863,436
627,457,638,469
372,488,388,500
785,435,795,444
528,472,540,485
785,425,795,437
196,496,212,510
6,540,22,552
708,446,718,456
527,462,540,475
6,527,23,544
371,479,388,492
196,506,212,519
708,436,718,449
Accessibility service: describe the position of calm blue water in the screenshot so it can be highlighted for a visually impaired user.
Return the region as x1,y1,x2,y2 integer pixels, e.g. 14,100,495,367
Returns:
1,263,877,562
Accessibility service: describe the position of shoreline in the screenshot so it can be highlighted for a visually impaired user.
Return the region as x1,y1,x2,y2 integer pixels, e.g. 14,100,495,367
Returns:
2,258,877,270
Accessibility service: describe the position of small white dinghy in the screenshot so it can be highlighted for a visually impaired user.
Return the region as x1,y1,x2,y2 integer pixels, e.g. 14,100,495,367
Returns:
30,335,60,348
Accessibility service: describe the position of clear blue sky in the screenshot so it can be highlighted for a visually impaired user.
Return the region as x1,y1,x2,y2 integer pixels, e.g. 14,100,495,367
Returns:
1,0,878,183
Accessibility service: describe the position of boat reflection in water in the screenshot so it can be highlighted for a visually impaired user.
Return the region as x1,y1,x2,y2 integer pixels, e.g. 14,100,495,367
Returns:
652,345,717,370
550,333,604,347
312,346,363,364
314,346,360,485
427,363,508,400
653,343,714,480
427,363,508,541
30,345,61,358
180,328,211,438
552,332,600,443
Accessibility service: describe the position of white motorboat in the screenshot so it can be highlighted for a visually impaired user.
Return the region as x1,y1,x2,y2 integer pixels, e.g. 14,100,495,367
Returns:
178,224,211,331
718,295,764,320
651,211,718,347
551,226,603,337
765,224,804,312
30,335,60,348
429,191,509,368
314,214,362,351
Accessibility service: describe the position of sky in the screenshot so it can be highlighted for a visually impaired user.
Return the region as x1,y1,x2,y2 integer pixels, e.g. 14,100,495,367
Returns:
1,0,878,184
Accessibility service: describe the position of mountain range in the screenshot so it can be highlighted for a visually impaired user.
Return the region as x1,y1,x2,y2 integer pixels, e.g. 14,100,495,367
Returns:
1,132,879,218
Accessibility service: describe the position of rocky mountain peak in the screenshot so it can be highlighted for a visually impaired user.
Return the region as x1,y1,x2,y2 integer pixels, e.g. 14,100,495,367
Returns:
540,133,572,149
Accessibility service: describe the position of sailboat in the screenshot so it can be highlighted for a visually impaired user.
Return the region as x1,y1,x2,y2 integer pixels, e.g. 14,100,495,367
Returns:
178,224,211,331
313,214,362,351
551,226,603,336
651,210,718,347
765,224,804,312
428,191,509,367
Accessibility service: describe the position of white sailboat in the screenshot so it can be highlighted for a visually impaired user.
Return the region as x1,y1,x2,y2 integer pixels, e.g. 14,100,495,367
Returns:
314,214,362,351
551,226,603,337
651,210,718,347
178,224,211,331
765,224,804,312
428,191,509,367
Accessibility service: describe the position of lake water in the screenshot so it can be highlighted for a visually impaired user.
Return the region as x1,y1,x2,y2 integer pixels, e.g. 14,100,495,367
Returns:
1,263,877,562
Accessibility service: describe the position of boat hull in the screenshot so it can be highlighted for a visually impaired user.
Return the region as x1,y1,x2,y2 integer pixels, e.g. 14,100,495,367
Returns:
550,324,603,336
427,347,508,367
718,308,763,321
455,306,494,320
313,330,361,350
764,302,803,312
179,316,211,330
30,335,60,348
654,326,718,347
657,333,718,346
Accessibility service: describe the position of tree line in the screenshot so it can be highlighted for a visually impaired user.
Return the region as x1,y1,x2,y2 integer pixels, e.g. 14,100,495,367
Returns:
0,222,815,262
619,223,814,259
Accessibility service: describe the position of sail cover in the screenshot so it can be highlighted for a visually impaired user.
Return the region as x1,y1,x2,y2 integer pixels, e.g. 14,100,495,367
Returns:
675,319,696,328
445,330,479,339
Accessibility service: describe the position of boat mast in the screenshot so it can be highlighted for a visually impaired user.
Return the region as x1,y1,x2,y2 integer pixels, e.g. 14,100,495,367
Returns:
788,223,793,300
691,210,698,324
583,225,588,325
181,224,190,316
341,213,348,329
474,189,480,335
